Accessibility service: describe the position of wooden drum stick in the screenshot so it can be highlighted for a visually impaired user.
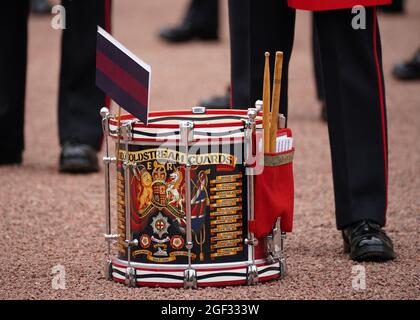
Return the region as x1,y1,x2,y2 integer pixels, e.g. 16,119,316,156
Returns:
262,52,271,153
269,51,283,153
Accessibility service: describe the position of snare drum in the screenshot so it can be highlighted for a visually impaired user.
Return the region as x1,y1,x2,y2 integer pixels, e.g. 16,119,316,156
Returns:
101,107,289,288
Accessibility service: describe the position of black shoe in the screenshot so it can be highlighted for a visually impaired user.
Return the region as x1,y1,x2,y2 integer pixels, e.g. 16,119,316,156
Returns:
0,151,22,165
342,220,395,262
392,50,420,80
30,0,52,15
159,24,218,43
59,141,99,173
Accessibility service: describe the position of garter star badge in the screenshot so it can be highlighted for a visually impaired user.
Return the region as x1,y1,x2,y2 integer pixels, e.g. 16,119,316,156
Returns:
151,212,170,238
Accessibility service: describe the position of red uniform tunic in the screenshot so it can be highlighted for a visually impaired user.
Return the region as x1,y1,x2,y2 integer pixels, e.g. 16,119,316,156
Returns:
288,0,392,11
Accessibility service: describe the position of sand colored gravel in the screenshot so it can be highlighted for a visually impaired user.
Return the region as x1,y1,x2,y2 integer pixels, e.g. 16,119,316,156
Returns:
0,0,418,300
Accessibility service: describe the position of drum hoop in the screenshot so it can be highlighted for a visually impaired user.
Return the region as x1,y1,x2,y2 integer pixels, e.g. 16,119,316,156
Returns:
143,109,259,117
112,257,270,272
108,109,263,129
112,137,246,144
109,120,262,129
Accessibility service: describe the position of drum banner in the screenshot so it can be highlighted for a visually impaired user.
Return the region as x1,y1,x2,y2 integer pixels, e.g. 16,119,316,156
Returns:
116,142,249,264
254,128,295,238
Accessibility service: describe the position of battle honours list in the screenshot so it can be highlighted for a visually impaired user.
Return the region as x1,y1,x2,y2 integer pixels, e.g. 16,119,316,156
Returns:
209,173,244,259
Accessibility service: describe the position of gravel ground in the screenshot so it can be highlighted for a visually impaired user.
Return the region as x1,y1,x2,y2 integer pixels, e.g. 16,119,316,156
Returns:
0,0,419,300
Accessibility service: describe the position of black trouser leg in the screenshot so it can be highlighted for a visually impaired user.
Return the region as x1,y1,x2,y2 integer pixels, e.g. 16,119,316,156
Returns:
228,0,249,108
184,0,219,34
314,7,388,229
58,0,111,150
229,0,295,118
312,15,325,102
0,1,29,159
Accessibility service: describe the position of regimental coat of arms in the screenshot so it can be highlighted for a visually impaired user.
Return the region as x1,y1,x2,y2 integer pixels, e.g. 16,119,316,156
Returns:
130,161,188,234
126,158,214,263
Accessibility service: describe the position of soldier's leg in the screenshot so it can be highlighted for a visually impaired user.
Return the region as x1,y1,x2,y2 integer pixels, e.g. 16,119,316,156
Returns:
0,1,29,164
228,0,295,118
58,0,111,150
314,7,388,229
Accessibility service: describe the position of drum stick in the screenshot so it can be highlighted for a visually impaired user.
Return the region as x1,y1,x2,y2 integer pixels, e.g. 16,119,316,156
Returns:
270,52,283,153
262,52,271,153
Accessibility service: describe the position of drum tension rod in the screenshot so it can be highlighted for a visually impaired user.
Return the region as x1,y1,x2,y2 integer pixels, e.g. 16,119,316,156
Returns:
180,121,198,289
103,156,116,164
123,239,139,247
244,107,260,286
265,218,283,263
104,234,120,241
120,121,137,287
265,218,287,279
101,107,115,281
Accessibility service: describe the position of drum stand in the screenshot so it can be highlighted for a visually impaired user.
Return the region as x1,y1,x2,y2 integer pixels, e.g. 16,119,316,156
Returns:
180,121,198,289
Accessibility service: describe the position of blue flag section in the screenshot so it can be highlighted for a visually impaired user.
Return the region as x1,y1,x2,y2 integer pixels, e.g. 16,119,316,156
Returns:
96,26,151,124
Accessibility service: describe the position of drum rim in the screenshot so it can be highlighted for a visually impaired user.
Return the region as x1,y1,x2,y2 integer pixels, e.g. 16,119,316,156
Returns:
108,109,263,129
111,137,246,144
110,258,282,287
112,257,274,271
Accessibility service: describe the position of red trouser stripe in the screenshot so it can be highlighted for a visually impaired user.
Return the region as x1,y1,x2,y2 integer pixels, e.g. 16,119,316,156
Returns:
229,83,233,109
372,7,388,222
